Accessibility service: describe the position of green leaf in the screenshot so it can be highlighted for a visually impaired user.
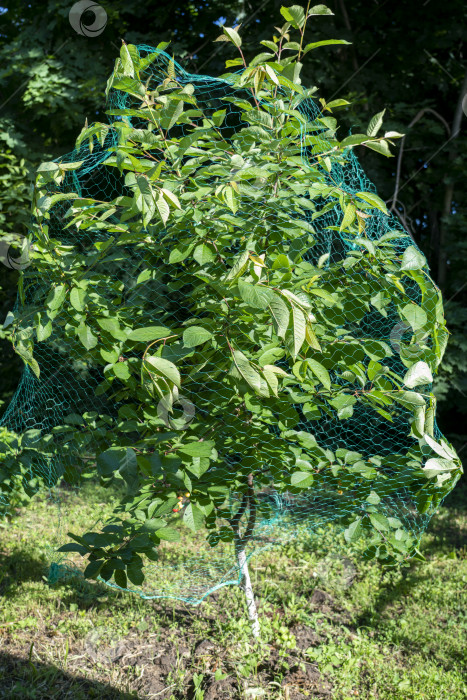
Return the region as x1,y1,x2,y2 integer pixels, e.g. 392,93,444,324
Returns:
161,188,181,210
193,243,215,266
37,316,52,342
340,134,369,148
326,99,351,109
289,305,306,358
393,392,426,413
344,518,362,543
303,39,350,54
70,287,86,312
400,245,426,271
160,99,184,131
280,5,306,29
232,349,268,397
77,323,98,350
400,303,427,331
141,518,166,532
290,471,314,488
355,191,388,215
178,441,215,458
238,279,271,310
262,367,279,396
223,26,242,47
153,194,168,225
367,109,386,137
155,527,181,542
120,43,135,77
403,361,433,388
340,202,356,231
422,434,457,460
265,64,280,86
364,140,393,157
114,569,128,588
14,344,40,379
57,543,89,555
268,293,290,339
144,356,181,388
169,242,195,264
113,362,130,381
307,359,331,390
308,4,334,15
355,237,376,256
225,250,250,281
183,503,205,532
128,326,172,342
369,513,390,531
183,326,213,347
84,560,104,579
366,491,381,505
186,457,211,478
422,457,457,479
223,185,238,213
127,565,144,586
46,285,67,311
97,447,137,477
305,322,321,351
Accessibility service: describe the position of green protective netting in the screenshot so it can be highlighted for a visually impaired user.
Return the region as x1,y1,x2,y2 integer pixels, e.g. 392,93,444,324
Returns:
0,45,462,604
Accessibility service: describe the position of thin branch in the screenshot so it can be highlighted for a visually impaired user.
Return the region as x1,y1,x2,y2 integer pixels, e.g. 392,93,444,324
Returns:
388,108,451,216
240,473,257,546
229,493,248,531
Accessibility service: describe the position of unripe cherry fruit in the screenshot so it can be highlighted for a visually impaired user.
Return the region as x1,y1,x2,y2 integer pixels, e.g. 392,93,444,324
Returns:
185,492,190,497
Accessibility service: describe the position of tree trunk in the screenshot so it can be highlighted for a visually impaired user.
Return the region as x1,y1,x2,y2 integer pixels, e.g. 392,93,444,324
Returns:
437,69,467,292
236,545,260,638
230,472,260,638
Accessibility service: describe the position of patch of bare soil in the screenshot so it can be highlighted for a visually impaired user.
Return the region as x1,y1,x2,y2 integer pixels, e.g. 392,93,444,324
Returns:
290,624,323,651
203,675,239,699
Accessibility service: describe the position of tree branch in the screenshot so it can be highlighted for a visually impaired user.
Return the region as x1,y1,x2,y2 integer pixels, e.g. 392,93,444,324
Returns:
388,107,451,219
437,69,467,290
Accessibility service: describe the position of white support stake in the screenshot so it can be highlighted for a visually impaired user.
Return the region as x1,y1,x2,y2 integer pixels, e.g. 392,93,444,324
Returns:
237,547,260,638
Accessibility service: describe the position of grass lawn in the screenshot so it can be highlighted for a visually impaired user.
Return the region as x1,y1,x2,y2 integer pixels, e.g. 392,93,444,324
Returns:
0,477,465,699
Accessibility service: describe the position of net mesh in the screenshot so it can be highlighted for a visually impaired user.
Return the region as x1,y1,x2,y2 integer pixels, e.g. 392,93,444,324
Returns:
0,45,461,604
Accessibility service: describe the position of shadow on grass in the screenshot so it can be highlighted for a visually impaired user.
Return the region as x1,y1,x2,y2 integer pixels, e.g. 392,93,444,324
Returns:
0,546,115,606
0,546,47,597
0,651,137,700
355,491,465,623
352,482,466,667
